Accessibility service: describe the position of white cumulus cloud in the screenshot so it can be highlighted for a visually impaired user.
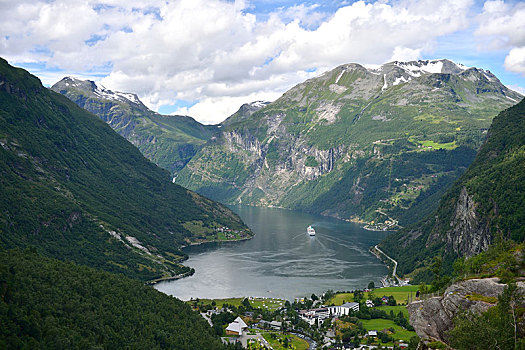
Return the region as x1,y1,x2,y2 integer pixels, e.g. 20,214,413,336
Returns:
1,0,476,123
476,0,525,76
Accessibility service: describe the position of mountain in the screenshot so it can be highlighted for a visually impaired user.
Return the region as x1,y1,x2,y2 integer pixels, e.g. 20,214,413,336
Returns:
0,58,251,281
175,59,522,227
380,98,525,281
221,101,270,127
0,248,226,349
51,77,218,174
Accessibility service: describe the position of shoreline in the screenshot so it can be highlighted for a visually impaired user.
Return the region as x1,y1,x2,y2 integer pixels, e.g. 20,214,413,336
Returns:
147,234,255,286
231,203,399,232
180,233,255,249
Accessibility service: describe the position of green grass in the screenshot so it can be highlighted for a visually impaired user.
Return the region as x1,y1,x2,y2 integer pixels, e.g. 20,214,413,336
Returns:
360,318,417,342
374,305,409,318
329,293,354,305
262,332,309,350
329,286,421,305
373,286,420,304
191,297,285,311
418,140,457,150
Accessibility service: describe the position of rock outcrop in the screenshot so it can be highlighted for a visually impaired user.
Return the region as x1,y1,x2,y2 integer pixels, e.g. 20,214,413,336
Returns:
408,278,524,342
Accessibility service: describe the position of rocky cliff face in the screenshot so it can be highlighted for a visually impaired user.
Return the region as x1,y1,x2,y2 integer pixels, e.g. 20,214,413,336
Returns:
444,187,492,256
408,278,524,343
177,59,521,225
51,77,218,174
380,98,525,280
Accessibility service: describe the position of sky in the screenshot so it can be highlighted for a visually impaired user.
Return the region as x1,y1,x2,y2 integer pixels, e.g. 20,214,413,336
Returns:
1,0,524,124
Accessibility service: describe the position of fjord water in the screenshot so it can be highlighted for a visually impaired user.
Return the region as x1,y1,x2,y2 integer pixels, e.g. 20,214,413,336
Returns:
155,206,389,300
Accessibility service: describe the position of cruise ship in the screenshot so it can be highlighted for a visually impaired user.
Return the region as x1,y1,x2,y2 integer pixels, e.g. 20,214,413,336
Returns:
307,225,316,236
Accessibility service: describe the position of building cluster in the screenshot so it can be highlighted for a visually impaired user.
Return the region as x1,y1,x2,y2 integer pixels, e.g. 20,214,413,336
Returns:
299,302,360,325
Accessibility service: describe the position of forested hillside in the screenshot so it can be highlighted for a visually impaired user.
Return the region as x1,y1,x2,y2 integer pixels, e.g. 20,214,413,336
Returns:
0,58,251,281
0,248,226,349
51,77,218,174
380,98,525,281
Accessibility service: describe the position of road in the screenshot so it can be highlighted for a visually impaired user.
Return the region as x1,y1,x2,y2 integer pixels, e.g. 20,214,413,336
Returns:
374,244,402,285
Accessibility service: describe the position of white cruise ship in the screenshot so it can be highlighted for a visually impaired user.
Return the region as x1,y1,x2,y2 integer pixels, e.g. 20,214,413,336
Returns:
307,225,316,236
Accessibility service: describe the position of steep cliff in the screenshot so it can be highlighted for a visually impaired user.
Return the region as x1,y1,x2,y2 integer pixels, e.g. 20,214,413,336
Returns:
408,278,508,341
380,98,525,280
51,77,218,174
177,59,521,226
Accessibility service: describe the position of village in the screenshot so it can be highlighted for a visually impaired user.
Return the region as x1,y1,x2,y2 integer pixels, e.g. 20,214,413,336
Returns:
190,284,421,350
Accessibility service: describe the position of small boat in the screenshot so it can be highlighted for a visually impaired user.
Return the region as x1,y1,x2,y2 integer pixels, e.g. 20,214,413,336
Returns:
307,225,316,236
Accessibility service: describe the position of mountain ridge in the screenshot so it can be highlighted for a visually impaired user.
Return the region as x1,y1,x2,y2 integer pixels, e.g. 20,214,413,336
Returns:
51,77,219,174
0,57,252,281
175,58,521,227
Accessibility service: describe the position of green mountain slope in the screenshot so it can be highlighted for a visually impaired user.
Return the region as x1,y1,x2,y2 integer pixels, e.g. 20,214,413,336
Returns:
0,58,251,281
0,248,225,349
176,59,521,227
380,98,525,281
51,78,218,174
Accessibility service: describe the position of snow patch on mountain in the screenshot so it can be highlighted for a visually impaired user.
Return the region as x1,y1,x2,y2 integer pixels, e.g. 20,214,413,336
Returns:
250,101,270,108
335,70,345,84
393,76,410,86
93,82,141,104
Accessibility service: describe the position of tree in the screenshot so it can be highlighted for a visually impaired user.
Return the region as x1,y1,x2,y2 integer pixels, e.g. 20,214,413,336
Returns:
387,295,397,306
354,290,364,302
311,293,318,301
242,298,251,308
368,281,375,289
448,283,523,349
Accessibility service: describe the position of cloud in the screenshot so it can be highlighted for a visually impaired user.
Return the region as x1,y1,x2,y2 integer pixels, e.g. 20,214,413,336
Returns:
507,84,525,96
476,0,525,76
1,0,475,123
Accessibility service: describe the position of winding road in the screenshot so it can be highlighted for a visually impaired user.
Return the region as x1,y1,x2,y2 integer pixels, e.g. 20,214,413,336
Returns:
374,244,402,285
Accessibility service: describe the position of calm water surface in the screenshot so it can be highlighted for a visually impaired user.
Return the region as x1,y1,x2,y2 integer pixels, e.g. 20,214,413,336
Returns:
155,206,390,300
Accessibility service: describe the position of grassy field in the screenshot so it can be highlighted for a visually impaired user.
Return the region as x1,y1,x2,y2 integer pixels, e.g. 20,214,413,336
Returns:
418,140,457,150
375,305,409,318
329,293,355,306
190,297,285,311
372,286,420,304
329,285,421,305
262,332,309,350
360,318,417,342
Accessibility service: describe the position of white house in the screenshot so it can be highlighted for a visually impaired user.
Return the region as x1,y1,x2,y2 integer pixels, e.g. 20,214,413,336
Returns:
328,302,360,316
226,317,248,336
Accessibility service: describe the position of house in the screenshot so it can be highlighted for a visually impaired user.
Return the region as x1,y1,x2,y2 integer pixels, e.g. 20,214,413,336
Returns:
365,299,374,308
270,321,282,330
381,296,389,304
328,302,360,316
207,308,224,316
225,317,248,336
368,330,377,337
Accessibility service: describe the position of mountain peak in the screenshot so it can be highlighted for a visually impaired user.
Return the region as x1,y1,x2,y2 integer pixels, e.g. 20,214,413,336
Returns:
52,77,144,106
389,59,469,76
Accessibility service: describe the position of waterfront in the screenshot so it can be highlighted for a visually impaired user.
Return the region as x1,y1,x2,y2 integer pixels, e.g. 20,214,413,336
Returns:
155,206,390,300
